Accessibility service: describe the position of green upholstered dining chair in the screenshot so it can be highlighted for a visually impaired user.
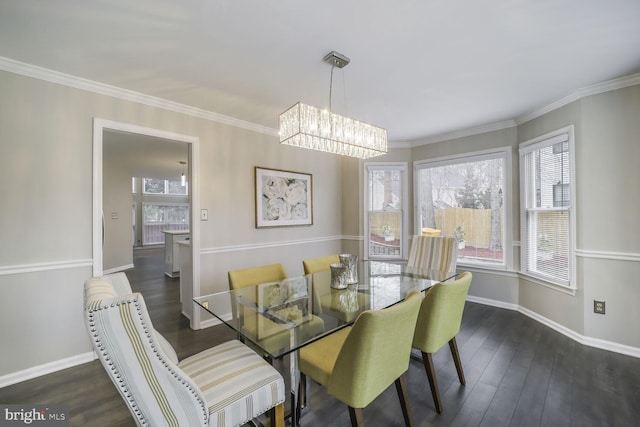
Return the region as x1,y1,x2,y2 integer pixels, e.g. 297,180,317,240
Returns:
412,271,472,414
407,235,458,272
299,290,423,427
84,274,285,427
228,263,324,356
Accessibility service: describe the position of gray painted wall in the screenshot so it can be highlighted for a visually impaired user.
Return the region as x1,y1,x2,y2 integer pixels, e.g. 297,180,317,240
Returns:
102,153,135,271
1,68,639,384
0,70,344,379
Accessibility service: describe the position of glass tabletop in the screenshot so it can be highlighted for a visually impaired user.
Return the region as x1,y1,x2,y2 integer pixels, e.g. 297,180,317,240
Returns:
194,260,457,360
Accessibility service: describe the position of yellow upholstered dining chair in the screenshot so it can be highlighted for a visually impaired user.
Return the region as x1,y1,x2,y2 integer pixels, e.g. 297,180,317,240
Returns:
228,263,324,355
299,290,423,427
229,263,289,290
302,255,339,314
302,255,340,275
407,235,458,273
412,271,472,413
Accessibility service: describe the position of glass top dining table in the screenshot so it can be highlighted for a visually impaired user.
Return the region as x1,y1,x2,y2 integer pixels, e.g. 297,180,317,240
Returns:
193,260,457,425
193,260,458,360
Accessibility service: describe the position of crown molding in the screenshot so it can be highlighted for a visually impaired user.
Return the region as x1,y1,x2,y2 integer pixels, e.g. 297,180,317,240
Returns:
0,56,279,137
409,72,640,147
388,141,413,149
2,56,639,144
410,119,517,147
516,72,640,125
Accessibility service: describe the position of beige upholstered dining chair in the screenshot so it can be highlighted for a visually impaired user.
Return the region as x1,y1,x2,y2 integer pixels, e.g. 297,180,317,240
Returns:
84,273,285,427
412,271,472,414
407,235,458,272
299,291,423,427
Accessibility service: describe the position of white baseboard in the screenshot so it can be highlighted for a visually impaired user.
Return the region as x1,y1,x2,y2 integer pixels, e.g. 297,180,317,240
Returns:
0,351,96,388
199,313,232,330
200,317,224,329
103,264,134,275
581,336,640,359
466,294,519,311
5,297,638,388
518,305,640,358
467,295,640,359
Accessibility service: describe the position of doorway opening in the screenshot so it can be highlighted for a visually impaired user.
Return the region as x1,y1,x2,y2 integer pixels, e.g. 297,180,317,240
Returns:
92,118,202,328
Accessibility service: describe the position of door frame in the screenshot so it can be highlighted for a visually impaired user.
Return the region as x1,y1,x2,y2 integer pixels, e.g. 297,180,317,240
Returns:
92,118,202,328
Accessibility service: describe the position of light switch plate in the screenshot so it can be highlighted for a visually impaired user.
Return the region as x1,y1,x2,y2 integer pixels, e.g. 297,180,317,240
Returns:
200,209,208,221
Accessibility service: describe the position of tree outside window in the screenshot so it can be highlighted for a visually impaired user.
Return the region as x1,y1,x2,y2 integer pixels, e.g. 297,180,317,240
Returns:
415,150,509,267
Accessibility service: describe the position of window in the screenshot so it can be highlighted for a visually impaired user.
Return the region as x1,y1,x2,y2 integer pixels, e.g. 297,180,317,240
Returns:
414,148,510,268
142,203,189,245
142,178,187,196
520,126,575,288
364,163,408,259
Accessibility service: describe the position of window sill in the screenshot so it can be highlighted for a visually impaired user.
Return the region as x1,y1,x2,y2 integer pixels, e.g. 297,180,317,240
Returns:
456,261,514,276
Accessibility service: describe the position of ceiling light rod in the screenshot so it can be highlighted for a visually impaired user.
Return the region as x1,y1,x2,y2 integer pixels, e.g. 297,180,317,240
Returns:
279,50,388,160
324,51,350,113
179,161,186,186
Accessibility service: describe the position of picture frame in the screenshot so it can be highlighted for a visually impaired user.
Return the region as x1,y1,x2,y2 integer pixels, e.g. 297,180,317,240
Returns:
255,166,313,228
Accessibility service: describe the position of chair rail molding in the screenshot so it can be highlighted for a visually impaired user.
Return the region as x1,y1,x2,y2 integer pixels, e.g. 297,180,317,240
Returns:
575,249,640,263
0,259,93,276
199,235,344,255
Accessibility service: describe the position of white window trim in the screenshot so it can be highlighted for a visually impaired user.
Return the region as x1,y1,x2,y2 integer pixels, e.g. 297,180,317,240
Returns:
364,162,409,260
141,202,190,245
413,146,513,271
142,178,188,196
519,125,576,290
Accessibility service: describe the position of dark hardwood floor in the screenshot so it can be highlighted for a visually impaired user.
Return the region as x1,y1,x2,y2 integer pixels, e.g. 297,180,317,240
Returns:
1,248,639,426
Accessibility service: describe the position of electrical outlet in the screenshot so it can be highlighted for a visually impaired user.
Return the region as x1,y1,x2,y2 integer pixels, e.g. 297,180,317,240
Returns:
202,301,209,309
594,300,605,314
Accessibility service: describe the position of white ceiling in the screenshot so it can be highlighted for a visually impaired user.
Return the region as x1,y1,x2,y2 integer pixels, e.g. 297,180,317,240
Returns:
103,130,189,181
2,0,640,144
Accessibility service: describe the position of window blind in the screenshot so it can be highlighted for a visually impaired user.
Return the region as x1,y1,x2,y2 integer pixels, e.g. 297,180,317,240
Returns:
520,131,572,286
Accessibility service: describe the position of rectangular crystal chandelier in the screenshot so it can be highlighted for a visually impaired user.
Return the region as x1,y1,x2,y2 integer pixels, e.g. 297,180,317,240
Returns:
279,102,388,159
279,51,388,160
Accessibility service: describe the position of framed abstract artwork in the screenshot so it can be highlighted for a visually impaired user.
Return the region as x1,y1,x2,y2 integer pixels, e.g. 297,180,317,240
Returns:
255,166,313,228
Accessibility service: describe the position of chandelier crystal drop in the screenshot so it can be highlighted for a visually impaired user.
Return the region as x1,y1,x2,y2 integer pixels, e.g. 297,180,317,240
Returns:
279,51,388,159
279,102,387,159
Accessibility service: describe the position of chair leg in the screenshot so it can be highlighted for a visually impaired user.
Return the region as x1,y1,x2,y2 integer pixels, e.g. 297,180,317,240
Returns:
448,337,466,385
348,406,364,427
421,351,443,414
395,375,414,427
270,402,284,427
